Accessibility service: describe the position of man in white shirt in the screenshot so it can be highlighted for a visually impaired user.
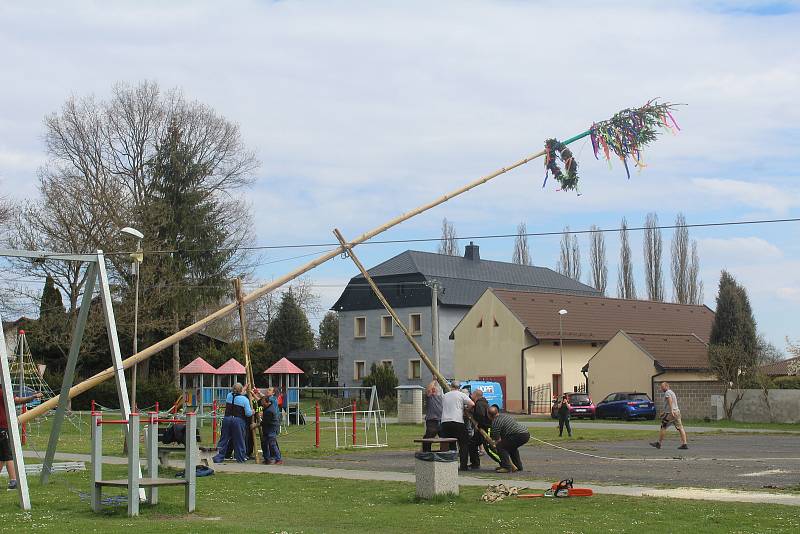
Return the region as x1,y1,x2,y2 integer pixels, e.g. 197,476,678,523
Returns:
650,381,688,450
439,382,475,471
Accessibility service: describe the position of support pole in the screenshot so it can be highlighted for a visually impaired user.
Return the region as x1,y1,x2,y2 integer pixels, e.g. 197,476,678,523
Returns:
146,412,158,504
315,402,320,448
0,315,31,510
127,413,140,517
19,132,575,425
332,229,494,445
212,399,218,446
233,278,260,462
351,399,357,446
41,262,98,484
90,412,102,512
185,412,197,513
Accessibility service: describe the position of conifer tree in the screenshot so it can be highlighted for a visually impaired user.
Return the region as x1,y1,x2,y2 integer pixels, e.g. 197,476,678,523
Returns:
264,289,314,359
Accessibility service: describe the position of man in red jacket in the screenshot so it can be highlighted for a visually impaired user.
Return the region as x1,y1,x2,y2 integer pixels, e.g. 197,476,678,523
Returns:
0,389,42,490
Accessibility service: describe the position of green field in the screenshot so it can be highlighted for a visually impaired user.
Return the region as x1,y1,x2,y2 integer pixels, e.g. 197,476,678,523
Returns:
1,469,797,533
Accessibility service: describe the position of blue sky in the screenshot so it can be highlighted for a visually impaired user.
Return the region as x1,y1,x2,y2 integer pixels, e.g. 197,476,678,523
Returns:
1,1,799,350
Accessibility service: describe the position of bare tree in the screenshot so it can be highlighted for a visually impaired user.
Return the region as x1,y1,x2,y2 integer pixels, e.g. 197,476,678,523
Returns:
643,212,664,301
557,227,581,281
512,222,532,265
588,225,608,295
687,240,704,305
617,217,636,299
671,213,689,303
437,217,460,256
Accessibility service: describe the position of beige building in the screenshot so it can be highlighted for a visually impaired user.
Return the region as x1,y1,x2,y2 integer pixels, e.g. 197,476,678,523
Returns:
451,288,714,413
585,331,723,419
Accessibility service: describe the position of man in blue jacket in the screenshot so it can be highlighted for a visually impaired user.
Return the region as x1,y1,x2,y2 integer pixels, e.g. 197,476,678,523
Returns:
213,382,253,463
253,387,282,464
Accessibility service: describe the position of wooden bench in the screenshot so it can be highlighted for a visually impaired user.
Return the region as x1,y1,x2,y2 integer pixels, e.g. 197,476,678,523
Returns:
413,438,458,452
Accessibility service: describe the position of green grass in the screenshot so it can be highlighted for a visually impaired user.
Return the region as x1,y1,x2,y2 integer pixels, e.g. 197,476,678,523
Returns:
1,469,797,533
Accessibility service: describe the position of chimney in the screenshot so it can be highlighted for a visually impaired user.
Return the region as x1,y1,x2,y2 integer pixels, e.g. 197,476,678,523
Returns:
464,241,480,261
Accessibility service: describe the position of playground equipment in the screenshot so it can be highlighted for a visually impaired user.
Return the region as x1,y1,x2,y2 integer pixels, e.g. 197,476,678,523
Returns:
90,411,197,517
264,357,303,425
332,402,388,449
178,356,217,423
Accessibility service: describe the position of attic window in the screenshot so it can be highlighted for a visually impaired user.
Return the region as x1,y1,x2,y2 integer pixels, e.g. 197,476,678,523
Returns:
591,342,598,347
553,341,560,347
493,317,499,327
477,318,483,328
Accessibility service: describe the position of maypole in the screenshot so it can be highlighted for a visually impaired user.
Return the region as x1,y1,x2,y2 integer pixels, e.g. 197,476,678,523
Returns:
20,101,679,425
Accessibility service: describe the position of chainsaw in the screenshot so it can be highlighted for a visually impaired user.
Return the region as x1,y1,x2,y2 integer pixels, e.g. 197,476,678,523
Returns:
517,478,593,498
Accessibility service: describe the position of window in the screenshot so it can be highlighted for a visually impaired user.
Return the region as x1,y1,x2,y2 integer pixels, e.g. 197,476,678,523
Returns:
493,317,499,327
381,359,393,369
409,313,422,335
476,318,483,328
354,360,366,380
409,359,421,379
354,316,366,338
380,315,393,337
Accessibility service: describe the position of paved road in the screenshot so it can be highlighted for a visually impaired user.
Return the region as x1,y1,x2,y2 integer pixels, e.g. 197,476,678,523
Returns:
522,420,800,433
285,433,800,491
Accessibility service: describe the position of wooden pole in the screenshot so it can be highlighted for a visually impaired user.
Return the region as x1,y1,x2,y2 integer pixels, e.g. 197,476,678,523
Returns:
20,132,589,425
332,229,494,445
234,278,260,461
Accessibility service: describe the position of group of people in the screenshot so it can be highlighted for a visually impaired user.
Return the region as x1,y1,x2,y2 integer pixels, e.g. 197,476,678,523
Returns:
212,382,283,465
424,380,530,473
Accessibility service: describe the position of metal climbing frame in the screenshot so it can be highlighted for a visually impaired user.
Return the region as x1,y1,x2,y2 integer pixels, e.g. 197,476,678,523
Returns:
0,248,139,501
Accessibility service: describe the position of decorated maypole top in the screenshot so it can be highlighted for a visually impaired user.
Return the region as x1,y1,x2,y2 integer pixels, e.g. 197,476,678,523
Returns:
543,100,681,192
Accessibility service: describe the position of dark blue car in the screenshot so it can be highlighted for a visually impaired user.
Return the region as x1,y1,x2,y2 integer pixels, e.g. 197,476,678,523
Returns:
595,392,656,420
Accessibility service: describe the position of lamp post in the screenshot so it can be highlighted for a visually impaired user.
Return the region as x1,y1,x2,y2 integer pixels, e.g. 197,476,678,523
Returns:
558,309,568,396
121,227,144,410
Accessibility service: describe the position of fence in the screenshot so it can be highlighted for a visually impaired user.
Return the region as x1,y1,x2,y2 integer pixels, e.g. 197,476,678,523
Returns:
527,383,551,414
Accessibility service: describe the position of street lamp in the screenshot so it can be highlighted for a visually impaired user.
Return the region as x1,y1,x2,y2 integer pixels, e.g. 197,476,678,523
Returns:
558,309,568,397
121,227,144,410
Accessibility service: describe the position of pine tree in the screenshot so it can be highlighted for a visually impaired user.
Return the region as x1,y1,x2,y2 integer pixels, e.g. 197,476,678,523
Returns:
264,289,314,359
709,271,757,358
39,275,65,321
318,311,339,350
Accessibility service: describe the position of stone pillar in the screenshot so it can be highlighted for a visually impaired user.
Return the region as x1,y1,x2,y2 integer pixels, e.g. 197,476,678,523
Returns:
415,457,459,498
395,385,424,424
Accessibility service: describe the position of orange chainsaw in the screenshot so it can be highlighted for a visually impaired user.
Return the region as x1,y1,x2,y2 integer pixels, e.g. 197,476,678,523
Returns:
517,478,593,498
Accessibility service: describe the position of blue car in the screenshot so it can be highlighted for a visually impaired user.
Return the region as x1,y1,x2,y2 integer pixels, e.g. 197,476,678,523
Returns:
595,392,656,420
459,380,504,411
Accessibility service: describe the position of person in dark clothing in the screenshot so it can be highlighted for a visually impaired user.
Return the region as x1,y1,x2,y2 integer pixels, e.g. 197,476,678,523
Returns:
253,387,282,464
557,394,572,437
488,406,530,473
212,383,253,463
423,380,443,439
468,389,491,469
0,388,42,490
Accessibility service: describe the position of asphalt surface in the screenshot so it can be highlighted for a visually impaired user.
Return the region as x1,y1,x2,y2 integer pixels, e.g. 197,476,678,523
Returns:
287,433,800,490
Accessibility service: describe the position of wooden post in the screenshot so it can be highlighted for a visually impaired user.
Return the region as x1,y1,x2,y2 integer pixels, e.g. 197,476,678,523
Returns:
332,229,494,445
18,138,564,425
233,278,260,462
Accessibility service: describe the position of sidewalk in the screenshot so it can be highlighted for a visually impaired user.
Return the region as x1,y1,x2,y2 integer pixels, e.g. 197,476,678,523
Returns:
26,451,800,506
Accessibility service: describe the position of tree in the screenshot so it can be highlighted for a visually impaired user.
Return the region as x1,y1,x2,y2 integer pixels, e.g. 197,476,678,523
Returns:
643,212,664,301
671,213,702,304
318,311,339,350
708,270,758,419
361,362,399,399
39,275,65,321
617,217,636,299
264,289,314,360
512,222,532,265
588,225,608,295
437,218,460,256
557,227,581,281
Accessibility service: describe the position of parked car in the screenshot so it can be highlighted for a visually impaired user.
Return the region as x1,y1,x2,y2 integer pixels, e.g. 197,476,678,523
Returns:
550,392,596,419
595,392,656,420
459,380,504,411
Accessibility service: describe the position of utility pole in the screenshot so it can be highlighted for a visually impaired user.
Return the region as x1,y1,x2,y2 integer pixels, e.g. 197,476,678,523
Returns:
425,280,441,371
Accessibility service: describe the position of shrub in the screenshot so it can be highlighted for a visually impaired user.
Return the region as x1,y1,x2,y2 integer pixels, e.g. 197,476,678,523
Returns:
773,375,800,389
361,363,398,399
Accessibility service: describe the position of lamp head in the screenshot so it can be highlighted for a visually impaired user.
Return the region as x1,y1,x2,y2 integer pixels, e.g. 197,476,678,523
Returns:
558,309,568,315
120,227,144,240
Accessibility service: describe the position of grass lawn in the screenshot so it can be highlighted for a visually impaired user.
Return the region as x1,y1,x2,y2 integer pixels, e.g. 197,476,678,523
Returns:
1,468,797,533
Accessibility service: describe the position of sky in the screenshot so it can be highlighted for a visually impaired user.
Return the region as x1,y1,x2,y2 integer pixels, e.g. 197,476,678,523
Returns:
1,1,799,351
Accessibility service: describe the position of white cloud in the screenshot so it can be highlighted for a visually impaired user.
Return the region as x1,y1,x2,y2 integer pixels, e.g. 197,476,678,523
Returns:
692,178,800,215
697,236,784,263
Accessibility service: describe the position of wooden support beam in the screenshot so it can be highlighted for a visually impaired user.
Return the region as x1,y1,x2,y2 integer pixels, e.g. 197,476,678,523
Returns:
234,278,260,462
332,229,494,446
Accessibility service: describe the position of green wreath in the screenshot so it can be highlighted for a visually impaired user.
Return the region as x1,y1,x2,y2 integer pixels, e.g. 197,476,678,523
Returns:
543,138,579,192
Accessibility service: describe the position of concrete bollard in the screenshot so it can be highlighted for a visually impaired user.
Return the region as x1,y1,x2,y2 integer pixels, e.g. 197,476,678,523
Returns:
414,457,459,498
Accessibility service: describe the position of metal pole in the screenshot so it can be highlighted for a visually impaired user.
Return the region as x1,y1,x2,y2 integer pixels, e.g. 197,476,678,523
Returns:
131,247,140,411
559,315,564,397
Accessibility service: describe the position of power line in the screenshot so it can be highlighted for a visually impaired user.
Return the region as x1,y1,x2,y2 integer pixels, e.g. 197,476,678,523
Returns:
7,216,795,259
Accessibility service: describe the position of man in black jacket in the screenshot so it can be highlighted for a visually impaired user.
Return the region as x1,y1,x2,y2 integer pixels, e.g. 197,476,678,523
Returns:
468,389,491,470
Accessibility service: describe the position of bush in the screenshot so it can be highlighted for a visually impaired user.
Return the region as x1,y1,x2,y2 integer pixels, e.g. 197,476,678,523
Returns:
773,375,800,389
361,363,399,399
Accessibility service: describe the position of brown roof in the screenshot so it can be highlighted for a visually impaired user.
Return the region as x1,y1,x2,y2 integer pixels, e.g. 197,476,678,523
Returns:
491,288,715,342
624,332,710,370
760,356,800,376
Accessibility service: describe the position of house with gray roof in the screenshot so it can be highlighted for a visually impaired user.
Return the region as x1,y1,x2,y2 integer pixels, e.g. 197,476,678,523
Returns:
331,242,600,388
